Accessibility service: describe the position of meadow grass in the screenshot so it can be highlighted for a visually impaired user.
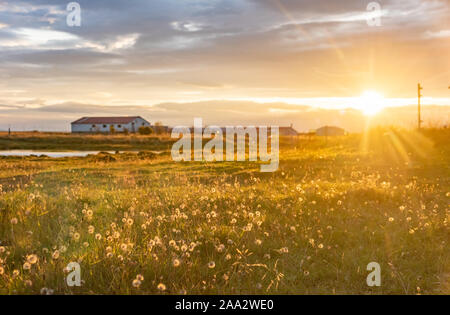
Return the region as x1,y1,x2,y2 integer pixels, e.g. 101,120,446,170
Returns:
0,132,176,151
0,128,448,294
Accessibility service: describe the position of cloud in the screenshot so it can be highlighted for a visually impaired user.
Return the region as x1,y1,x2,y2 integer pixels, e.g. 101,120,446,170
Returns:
0,0,448,119
77,33,140,52
423,29,450,39
171,21,204,32
2,27,78,48
0,27,140,54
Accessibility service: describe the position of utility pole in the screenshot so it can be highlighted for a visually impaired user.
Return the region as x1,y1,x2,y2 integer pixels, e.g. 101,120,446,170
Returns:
417,83,423,130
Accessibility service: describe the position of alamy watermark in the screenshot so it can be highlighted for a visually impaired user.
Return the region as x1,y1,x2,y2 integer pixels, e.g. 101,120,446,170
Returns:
67,2,81,27
366,2,382,27
366,262,381,286
171,118,279,172
65,262,82,287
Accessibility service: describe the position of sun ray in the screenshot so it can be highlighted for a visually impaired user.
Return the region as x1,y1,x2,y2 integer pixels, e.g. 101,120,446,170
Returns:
395,128,435,159
270,0,348,66
386,130,412,165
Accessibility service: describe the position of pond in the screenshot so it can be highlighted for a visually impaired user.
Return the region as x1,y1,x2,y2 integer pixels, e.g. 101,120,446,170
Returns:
0,150,116,158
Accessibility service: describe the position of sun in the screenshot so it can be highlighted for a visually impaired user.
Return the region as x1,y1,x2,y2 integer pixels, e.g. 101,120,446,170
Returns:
358,90,385,116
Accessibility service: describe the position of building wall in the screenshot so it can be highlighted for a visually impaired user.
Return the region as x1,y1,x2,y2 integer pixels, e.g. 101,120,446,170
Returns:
71,117,150,133
279,129,298,136
71,124,94,133
132,117,151,132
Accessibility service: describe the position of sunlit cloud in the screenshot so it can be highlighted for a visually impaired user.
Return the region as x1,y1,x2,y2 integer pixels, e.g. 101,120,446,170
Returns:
423,30,450,39
0,28,78,48
0,27,140,53
77,33,140,52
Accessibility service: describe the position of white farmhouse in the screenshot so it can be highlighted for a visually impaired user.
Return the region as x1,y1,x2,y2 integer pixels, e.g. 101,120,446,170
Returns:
71,116,151,133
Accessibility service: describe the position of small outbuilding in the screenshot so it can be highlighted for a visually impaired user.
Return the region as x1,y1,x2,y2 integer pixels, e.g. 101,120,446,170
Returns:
315,126,346,137
71,116,150,133
279,125,298,136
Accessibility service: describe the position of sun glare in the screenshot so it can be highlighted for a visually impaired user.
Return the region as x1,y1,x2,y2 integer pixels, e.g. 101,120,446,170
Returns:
358,90,385,116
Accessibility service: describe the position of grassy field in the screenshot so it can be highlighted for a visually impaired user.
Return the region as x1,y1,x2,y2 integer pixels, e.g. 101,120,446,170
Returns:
0,128,448,294
0,132,177,151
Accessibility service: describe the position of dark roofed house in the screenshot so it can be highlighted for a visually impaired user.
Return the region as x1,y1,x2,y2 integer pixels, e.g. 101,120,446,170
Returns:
315,126,346,137
71,116,150,133
279,125,298,136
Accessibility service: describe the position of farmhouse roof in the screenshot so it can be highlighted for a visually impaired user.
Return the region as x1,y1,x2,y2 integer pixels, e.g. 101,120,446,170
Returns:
316,126,345,131
279,126,298,134
71,116,142,124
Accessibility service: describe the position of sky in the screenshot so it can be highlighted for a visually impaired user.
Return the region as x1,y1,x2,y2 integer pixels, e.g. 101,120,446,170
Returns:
0,0,449,131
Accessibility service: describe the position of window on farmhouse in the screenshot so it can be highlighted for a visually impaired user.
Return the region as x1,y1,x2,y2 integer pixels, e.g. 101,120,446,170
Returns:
103,125,106,128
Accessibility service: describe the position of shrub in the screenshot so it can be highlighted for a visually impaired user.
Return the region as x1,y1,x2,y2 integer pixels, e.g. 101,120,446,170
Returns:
137,151,157,159
138,126,153,135
153,121,166,135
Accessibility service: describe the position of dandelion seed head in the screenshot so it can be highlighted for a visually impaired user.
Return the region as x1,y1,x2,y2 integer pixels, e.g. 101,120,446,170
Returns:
26,254,38,264
23,262,31,270
208,261,216,269
136,274,144,281
157,283,166,291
